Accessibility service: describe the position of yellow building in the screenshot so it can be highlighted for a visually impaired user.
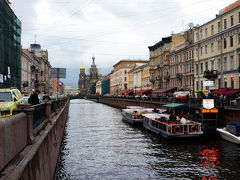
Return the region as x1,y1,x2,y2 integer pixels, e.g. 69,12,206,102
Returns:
194,0,240,93
127,63,150,92
148,33,185,90
110,60,148,95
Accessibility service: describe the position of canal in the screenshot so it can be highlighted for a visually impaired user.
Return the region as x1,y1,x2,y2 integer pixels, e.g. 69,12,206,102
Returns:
55,99,240,180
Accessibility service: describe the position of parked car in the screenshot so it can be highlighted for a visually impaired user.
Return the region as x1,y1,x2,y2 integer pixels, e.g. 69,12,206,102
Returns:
0,88,24,118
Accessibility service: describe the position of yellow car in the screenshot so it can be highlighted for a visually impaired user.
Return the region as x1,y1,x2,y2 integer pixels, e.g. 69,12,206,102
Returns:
0,88,24,118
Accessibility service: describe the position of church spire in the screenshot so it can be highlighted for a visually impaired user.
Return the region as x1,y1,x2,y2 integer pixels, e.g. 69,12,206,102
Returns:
92,56,95,65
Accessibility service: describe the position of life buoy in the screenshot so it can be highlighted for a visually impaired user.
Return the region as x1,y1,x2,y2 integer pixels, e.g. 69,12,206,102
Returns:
190,125,198,133
173,126,182,134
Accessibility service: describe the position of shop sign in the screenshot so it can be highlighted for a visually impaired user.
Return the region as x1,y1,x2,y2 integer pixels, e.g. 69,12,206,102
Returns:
203,99,214,109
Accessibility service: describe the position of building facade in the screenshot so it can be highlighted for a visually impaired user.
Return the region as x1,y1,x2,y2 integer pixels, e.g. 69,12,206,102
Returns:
110,60,148,95
170,29,195,94
148,34,185,90
194,1,240,93
78,56,99,95
0,0,21,89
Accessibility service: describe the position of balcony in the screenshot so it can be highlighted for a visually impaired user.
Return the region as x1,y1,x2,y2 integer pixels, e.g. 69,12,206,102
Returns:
203,70,218,79
176,73,182,79
164,75,170,81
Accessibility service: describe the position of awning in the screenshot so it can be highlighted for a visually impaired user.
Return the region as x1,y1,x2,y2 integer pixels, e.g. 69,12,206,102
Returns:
152,87,177,94
212,88,228,95
136,89,152,95
121,89,134,95
223,89,240,96
162,103,192,109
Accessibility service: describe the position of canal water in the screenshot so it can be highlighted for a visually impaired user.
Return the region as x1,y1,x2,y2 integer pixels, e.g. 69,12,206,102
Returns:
55,99,240,180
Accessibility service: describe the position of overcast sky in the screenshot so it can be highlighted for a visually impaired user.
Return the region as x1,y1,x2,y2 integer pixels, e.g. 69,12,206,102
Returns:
11,0,235,86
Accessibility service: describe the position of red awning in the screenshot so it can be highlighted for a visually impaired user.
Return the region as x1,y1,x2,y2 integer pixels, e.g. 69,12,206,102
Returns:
212,88,228,95
121,89,134,95
136,89,152,95
152,87,177,94
223,89,240,95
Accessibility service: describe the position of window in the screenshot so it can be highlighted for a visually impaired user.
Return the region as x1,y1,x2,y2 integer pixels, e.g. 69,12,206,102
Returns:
205,45,208,54
211,43,214,52
224,57,227,71
211,60,215,70
224,38,227,49
219,79,221,88
218,59,222,71
200,63,203,74
124,64,127,68
224,78,227,88
196,80,199,90
218,40,221,50
211,25,214,35
200,47,203,55
218,21,221,32
196,64,199,75
238,33,240,44
151,51,154,56
231,15,234,26
230,55,234,70
200,29,203,39
205,28,208,37
201,80,203,90
239,12,240,23
165,43,169,49
125,70,127,74
230,36,233,47
125,77,127,81
224,19,227,29
205,61,208,71
196,32,199,41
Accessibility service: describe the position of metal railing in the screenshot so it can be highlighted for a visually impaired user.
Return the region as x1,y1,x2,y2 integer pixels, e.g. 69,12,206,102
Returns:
32,103,46,129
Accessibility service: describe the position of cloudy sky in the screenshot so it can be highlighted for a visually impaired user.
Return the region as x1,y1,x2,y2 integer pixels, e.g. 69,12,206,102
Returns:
11,0,235,87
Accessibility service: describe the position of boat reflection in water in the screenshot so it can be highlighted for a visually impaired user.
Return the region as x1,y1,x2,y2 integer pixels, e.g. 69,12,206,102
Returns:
198,143,221,180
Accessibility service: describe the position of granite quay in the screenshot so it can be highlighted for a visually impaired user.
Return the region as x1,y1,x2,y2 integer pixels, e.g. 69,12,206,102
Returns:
0,97,69,180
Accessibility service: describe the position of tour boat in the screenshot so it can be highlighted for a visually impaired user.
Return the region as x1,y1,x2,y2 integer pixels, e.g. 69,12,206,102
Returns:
121,108,164,125
142,113,203,138
216,128,240,144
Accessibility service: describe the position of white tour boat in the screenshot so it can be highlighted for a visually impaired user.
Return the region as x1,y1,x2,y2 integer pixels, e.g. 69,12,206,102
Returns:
142,113,203,138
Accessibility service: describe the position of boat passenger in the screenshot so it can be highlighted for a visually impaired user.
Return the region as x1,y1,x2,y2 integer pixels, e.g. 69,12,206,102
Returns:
153,107,159,113
180,117,190,125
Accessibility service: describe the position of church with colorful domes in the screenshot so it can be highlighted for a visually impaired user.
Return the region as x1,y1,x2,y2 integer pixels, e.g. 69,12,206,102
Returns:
78,56,99,95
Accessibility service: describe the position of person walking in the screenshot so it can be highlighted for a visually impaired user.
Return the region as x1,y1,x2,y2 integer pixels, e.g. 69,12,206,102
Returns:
28,90,41,105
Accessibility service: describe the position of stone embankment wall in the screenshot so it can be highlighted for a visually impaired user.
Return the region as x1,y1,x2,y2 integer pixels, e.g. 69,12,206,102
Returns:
99,97,163,109
99,97,240,123
0,98,69,180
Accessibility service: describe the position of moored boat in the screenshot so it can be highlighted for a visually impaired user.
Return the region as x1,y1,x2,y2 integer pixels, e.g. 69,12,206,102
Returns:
216,128,240,144
121,107,165,125
142,113,203,138
217,122,240,144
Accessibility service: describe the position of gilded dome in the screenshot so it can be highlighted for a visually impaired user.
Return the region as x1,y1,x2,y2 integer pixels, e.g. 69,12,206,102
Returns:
80,64,85,70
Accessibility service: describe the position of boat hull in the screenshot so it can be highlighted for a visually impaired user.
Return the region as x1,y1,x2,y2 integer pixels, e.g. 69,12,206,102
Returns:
217,128,240,144
121,112,142,125
143,121,203,138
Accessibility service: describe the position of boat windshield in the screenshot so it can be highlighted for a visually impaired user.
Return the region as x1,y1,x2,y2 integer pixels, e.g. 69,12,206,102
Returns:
0,92,12,102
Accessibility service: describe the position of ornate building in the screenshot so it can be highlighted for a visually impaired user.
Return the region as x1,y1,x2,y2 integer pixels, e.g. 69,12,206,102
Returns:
78,56,99,95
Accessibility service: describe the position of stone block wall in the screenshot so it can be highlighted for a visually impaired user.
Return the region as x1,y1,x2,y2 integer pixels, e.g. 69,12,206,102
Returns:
0,113,27,172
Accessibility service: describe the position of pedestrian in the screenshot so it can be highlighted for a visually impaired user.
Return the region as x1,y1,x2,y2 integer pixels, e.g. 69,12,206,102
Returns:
28,90,41,105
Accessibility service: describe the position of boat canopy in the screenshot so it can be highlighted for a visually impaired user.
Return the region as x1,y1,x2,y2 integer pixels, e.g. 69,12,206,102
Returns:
162,103,193,109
